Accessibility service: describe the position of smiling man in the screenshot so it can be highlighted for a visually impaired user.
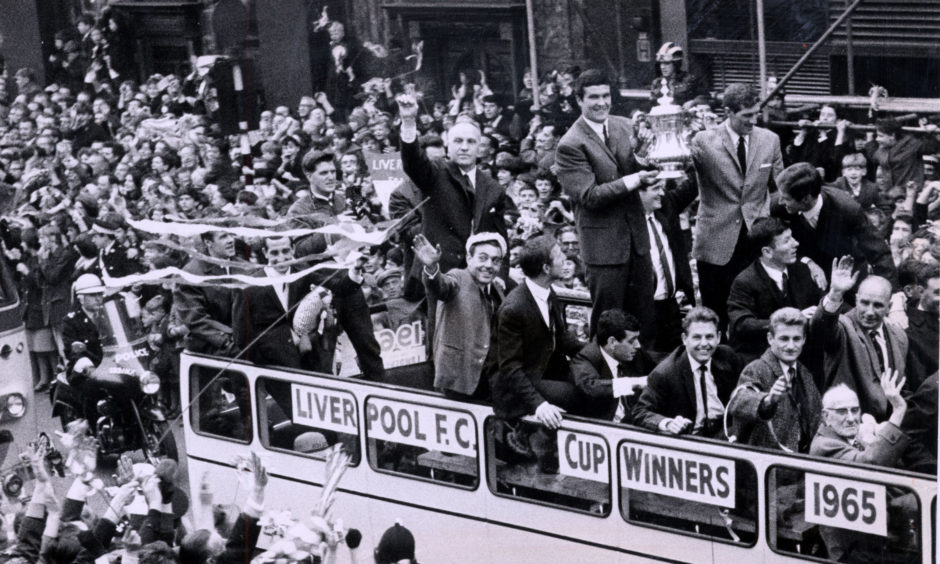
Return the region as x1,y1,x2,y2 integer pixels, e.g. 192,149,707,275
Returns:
690,83,784,330
728,307,822,453
555,69,658,335
633,307,744,438
397,93,515,275
810,258,909,420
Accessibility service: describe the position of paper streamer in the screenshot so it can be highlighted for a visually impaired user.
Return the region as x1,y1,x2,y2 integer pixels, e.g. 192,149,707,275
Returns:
101,261,349,289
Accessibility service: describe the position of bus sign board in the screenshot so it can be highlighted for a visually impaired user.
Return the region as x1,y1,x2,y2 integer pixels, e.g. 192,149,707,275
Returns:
619,442,736,508
804,472,888,536
365,398,476,457
290,384,358,434
558,430,609,483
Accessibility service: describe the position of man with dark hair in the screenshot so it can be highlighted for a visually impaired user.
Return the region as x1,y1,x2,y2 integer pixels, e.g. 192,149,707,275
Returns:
554,68,658,334
492,235,582,428
728,307,822,453
634,306,744,438
633,177,698,356
728,217,822,362
478,94,512,139
288,149,346,257
867,117,938,189
690,83,784,329
569,309,654,422
905,261,939,390
772,161,896,286
173,230,239,356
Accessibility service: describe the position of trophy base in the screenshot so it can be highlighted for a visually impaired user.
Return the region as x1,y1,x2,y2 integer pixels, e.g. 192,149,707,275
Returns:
656,168,685,179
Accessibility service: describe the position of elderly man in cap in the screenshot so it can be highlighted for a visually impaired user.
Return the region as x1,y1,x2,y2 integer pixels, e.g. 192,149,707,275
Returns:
413,232,507,401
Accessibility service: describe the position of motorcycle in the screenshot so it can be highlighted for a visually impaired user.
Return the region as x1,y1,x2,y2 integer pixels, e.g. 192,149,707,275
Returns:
53,293,178,462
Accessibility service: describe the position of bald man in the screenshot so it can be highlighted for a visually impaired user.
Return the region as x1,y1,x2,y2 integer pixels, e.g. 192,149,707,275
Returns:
809,257,909,420
397,93,516,274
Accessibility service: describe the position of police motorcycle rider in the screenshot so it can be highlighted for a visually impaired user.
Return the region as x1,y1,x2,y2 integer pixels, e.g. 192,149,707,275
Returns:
649,42,706,107
53,274,175,459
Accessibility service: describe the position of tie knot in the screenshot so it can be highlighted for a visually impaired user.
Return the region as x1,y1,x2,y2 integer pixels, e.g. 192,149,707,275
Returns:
869,329,879,341
698,363,707,375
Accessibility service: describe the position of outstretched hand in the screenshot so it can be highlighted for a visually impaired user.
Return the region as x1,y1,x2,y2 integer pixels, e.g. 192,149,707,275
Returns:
395,93,419,122
828,255,858,296
412,234,441,268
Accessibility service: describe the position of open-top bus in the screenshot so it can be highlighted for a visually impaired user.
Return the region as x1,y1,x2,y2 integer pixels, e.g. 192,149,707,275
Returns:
181,349,935,563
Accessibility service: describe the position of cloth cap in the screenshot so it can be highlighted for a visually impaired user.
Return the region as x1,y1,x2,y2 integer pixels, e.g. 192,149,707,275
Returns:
465,232,507,258
374,522,415,563
375,267,403,287
91,218,119,236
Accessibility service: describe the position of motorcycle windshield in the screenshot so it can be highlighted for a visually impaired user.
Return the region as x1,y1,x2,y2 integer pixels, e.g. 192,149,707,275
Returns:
93,294,148,351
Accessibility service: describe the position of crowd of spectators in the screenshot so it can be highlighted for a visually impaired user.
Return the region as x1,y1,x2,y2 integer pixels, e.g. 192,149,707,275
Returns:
0,7,938,563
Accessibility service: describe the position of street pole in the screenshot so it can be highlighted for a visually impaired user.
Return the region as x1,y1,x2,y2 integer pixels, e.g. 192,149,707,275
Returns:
756,0,767,102
525,0,540,109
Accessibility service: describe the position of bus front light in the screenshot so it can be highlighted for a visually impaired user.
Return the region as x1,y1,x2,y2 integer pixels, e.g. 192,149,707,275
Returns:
5,394,25,418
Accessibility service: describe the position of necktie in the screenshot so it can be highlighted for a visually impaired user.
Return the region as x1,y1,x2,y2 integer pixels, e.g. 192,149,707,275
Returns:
648,216,675,297
548,290,560,349
780,270,789,299
463,172,475,194
698,364,710,421
603,124,612,152
737,135,747,175
868,330,886,375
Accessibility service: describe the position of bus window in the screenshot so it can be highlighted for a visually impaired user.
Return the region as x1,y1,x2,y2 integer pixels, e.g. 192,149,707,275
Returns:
189,366,251,443
617,439,757,545
766,465,922,563
256,377,360,465
364,396,478,489
484,418,611,516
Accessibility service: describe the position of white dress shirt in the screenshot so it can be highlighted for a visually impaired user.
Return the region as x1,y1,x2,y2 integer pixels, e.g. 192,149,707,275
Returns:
687,354,725,432
869,324,890,373
524,277,552,328
725,122,749,163
646,213,676,300
801,195,824,229
582,116,610,144
264,266,290,312
760,260,788,292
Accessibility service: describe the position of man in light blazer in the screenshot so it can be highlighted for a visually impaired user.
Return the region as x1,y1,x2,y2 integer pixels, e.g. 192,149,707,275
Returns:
690,83,784,329
555,68,658,335
414,232,506,402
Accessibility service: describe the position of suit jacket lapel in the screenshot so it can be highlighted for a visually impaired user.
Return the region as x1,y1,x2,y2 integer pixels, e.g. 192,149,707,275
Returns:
719,122,742,175
472,171,493,231
678,351,696,412
850,310,883,375
578,117,616,163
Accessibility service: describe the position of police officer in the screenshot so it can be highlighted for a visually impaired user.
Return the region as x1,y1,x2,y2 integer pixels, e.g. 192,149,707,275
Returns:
650,42,706,106
60,273,105,426
90,216,140,279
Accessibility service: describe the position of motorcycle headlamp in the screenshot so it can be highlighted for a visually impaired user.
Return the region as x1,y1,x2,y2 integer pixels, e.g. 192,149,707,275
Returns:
6,394,25,418
140,371,160,395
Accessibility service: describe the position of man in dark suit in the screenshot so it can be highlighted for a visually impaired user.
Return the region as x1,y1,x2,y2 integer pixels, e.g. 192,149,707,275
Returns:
784,105,851,182
569,309,654,423
772,162,897,287
810,259,908,420
232,236,310,370
633,178,698,355
492,235,583,428
554,69,658,334
397,93,516,274
728,217,823,362
477,94,513,140
690,83,784,329
90,218,140,280
633,307,745,439
830,152,890,213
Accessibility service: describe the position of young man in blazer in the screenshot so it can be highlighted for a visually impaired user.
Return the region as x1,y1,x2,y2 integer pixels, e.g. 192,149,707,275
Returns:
634,307,745,439
690,83,784,330
554,68,658,334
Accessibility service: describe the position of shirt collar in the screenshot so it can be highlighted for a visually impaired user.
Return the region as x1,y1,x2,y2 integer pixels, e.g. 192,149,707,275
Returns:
802,194,824,221
263,266,289,279
686,352,712,375
725,121,747,146
524,277,551,302
599,345,620,377
778,360,796,377
582,116,609,140
759,259,787,281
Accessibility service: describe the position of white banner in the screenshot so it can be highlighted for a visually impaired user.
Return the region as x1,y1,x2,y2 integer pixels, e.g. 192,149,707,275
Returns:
804,473,887,537
619,442,736,508
557,430,609,483
290,384,358,434
365,398,476,457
